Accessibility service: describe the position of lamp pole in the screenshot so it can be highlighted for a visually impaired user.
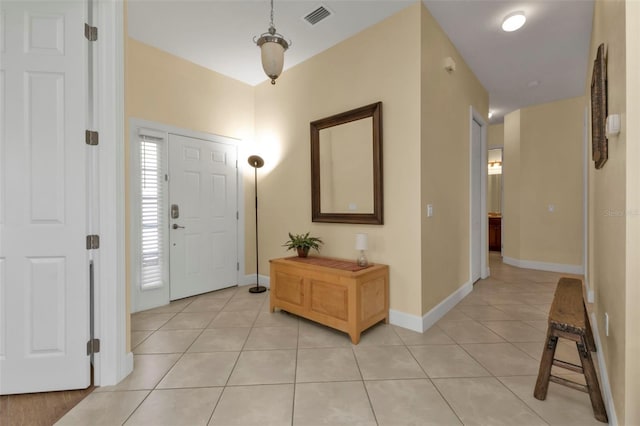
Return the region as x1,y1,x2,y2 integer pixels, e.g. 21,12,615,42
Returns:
248,155,266,293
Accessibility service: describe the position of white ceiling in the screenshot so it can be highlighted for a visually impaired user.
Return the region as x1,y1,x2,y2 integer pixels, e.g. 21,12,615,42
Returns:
127,0,594,123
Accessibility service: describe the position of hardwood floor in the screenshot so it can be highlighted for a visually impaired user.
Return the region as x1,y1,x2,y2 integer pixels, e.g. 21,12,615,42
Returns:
0,385,94,426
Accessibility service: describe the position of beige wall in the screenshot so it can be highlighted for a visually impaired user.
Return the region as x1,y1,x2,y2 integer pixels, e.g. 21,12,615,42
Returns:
503,110,521,260
124,38,255,350
503,98,584,267
587,0,629,422
253,4,423,316
488,123,504,149
126,39,254,140
520,97,585,266
252,2,487,318
625,1,640,422
419,5,489,313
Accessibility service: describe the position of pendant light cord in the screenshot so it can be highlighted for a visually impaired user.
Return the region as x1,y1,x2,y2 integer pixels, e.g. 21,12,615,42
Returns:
270,0,275,28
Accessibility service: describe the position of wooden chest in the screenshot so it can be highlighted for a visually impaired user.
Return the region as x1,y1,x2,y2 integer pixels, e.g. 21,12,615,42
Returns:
269,257,389,344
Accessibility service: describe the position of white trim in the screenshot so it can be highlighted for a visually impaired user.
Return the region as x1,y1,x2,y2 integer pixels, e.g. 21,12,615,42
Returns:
589,311,618,425
422,280,473,331
124,352,134,378
389,281,474,334
384,279,476,333
389,310,423,333
583,106,591,299
502,256,584,275
470,107,489,281
95,0,130,386
237,170,246,290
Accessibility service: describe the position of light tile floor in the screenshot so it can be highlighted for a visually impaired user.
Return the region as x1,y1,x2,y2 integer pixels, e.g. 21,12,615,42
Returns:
57,254,607,425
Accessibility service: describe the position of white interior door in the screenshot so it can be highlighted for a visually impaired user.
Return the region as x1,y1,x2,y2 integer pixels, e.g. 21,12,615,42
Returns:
169,134,238,300
471,119,482,283
0,0,90,394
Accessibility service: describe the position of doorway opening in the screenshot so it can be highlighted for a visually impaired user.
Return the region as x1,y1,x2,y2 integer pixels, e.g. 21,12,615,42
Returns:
488,148,503,253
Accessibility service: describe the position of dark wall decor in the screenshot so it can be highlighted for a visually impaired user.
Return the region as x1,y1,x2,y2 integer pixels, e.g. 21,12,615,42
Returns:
310,102,383,224
591,43,608,169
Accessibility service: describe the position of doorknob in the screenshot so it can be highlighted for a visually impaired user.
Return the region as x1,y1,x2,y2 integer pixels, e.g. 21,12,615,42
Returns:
172,224,185,230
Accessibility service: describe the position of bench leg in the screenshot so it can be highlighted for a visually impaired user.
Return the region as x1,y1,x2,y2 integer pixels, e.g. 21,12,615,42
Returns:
534,331,558,400
583,306,597,352
577,340,608,423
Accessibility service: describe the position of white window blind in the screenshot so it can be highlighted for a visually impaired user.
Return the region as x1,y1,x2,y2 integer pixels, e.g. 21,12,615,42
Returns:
139,135,166,290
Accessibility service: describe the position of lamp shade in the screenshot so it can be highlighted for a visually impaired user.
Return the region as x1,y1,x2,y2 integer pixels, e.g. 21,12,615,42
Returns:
260,40,285,82
355,233,368,251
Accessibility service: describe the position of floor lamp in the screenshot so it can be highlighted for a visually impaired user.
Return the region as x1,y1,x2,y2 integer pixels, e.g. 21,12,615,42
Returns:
248,155,267,293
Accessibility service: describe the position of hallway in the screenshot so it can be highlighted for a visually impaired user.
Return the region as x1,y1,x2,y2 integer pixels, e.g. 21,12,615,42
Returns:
56,254,604,425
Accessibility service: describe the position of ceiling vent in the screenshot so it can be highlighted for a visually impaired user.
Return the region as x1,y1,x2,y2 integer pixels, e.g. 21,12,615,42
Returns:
303,5,332,26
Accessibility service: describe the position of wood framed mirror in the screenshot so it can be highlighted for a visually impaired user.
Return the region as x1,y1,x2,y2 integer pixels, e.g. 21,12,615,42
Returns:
310,102,383,224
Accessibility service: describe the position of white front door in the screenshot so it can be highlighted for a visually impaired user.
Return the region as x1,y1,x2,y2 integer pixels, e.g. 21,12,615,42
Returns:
1,0,90,394
471,118,482,283
168,134,238,300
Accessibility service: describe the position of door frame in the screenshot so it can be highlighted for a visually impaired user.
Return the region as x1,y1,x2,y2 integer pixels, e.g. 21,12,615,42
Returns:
469,107,489,281
129,119,244,313
487,147,504,254
93,0,128,387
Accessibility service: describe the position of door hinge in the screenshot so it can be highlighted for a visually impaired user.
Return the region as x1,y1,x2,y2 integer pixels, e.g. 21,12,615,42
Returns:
84,23,98,41
87,338,101,355
237,262,240,271
85,130,99,146
236,211,239,220
86,235,100,249
236,160,238,168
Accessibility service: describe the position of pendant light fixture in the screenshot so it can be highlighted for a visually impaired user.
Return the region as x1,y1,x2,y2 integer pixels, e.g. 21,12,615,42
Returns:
254,0,290,85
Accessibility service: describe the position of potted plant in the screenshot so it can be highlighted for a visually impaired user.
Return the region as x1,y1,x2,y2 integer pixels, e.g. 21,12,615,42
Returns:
283,232,323,258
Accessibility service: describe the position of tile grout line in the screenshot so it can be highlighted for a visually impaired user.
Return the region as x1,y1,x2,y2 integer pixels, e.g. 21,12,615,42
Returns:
291,306,301,426
71,263,593,426
208,290,269,424
125,288,238,425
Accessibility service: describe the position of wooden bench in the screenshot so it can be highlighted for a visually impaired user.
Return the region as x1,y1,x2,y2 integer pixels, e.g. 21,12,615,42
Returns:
534,277,608,423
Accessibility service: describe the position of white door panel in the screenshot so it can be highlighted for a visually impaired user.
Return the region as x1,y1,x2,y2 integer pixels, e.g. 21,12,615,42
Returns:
169,134,237,300
0,1,89,394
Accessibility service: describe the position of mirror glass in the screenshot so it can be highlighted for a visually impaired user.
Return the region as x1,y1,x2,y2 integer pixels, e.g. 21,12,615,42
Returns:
488,148,502,214
319,118,373,214
311,102,383,224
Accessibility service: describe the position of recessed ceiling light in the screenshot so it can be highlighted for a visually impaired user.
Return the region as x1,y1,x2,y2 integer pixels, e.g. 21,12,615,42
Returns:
502,11,526,32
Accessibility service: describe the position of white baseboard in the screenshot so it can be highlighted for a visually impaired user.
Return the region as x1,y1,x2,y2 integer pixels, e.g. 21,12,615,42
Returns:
589,311,618,425
422,280,473,331
389,309,423,332
502,256,584,275
123,351,134,379
239,274,270,288
584,276,595,303
389,280,473,333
